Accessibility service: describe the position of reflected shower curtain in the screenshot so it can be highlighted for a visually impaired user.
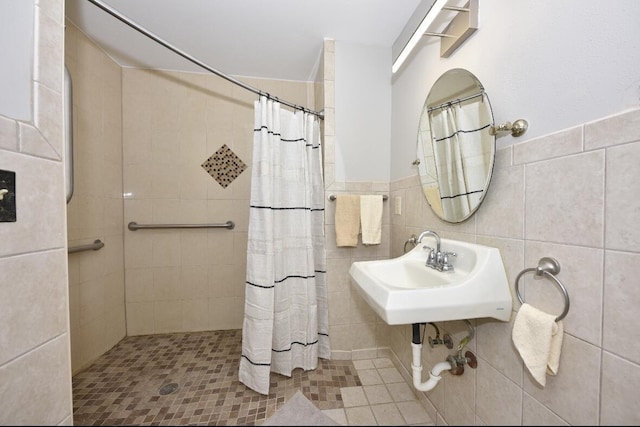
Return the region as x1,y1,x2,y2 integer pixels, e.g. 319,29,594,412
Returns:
239,96,330,395
429,96,491,219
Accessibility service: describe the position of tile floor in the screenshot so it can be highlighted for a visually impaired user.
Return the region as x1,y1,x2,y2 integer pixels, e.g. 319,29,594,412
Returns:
72,329,434,426
323,358,435,426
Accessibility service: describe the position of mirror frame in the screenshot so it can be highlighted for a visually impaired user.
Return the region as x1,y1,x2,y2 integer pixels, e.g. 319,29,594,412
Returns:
416,68,495,223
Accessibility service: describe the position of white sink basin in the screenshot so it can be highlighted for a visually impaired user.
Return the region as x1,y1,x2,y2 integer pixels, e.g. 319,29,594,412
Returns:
349,238,513,325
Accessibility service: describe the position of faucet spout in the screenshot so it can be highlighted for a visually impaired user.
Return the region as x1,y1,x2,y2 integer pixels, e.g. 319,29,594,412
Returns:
417,230,441,253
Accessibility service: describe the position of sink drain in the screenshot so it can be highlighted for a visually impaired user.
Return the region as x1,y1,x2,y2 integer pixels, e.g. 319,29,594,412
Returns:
159,382,179,395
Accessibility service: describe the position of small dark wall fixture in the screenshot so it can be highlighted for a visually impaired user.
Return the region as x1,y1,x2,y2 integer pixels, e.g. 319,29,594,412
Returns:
0,169,16,222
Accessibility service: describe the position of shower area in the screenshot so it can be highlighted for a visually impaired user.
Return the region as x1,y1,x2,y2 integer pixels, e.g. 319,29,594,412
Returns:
64,18,327,376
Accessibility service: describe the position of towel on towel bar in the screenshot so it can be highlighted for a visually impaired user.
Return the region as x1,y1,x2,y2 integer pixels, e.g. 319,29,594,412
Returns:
360,195,383,245
335,194,360,247
512,303,564,387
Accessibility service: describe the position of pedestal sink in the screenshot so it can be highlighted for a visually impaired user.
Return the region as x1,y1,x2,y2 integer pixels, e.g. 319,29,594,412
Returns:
349,238,512,325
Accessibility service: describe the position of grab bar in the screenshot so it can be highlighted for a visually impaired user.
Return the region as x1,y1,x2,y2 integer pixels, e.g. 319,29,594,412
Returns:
328,194,388,201
68,239,104,254
64,64,74,204
128,221,235,231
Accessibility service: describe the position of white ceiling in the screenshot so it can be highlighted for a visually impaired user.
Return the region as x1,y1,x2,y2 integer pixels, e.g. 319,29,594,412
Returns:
65,0,423,82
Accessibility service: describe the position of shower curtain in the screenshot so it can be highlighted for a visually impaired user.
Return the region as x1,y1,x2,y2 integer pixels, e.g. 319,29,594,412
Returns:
239,96,330,395
429,95,491,219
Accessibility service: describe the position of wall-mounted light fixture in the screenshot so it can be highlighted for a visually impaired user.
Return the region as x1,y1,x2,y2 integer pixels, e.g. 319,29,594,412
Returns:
392,0,478,73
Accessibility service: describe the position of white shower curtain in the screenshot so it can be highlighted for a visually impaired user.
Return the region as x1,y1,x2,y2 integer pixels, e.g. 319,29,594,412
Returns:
429,95,491,219
430,106,471,218
239,96,330,395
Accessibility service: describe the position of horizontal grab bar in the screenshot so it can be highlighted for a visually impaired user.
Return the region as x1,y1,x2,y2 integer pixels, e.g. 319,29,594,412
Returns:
68,239,104,254
328,194,388,201
128,221,235,231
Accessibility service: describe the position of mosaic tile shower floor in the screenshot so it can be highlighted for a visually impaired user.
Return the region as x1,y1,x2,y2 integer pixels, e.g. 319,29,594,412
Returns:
72,329,434,426
72,330,356,425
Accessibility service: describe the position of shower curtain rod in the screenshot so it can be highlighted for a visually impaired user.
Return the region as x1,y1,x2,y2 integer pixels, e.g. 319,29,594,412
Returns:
87,0,324,119
427,91,485,112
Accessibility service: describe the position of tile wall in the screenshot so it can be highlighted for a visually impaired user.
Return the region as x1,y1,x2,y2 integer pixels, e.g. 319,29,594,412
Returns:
62,27,324,370
326,108,640,425
0,0,73,424
121,67,317,335
64,21,126,374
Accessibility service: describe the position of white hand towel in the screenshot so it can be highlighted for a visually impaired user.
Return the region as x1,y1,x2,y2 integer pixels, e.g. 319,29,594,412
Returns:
512,303,564,387
335,195,360,247
360,195,383,245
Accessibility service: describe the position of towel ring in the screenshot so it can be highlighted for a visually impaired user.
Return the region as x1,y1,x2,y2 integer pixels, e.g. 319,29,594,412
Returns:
515,257,570,321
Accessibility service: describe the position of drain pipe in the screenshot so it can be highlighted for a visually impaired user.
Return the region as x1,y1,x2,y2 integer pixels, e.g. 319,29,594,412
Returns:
411,323,453,392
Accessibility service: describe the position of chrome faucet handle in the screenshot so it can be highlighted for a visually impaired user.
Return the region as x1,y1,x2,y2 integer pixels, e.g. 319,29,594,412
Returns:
422,246,436,267
441,251,457,272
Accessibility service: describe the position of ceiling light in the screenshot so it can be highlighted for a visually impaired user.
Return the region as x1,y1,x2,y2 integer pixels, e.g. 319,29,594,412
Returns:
392,0,478,74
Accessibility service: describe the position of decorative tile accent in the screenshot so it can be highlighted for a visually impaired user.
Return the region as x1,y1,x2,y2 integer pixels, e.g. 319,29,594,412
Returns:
201,144,247,188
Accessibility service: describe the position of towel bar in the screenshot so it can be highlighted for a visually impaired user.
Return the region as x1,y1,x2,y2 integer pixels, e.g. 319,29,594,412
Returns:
514,257,570,321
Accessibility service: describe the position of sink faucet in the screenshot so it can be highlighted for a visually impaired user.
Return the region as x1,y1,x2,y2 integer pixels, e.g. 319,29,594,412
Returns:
417,230,441,254
417,230,455,272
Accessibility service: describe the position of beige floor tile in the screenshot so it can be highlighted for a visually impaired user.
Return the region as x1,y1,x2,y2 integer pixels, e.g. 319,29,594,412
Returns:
373,357,394,368
363,384,394,405
353,359,375,370
323,408,348,426
371,402,406,425
386,381,418,402
72,329,436,426
345,406,378,426
357,368,384,385
341,386,369,407
378,366,405,383
396,400,434,425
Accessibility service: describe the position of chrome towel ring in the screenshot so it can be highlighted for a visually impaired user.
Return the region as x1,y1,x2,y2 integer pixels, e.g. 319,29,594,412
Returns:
515,257,570,321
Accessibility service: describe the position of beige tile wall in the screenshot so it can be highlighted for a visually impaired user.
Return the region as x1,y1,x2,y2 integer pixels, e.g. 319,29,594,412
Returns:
0,0,73,424
331,108,640,425
121,68,316,335
64,21,126,375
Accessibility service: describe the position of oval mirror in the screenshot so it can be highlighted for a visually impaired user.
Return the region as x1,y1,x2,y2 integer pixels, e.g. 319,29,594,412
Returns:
417,68,495,223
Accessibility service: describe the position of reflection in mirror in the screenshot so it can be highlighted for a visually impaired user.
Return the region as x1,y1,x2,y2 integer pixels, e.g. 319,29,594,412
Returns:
417,68,495,223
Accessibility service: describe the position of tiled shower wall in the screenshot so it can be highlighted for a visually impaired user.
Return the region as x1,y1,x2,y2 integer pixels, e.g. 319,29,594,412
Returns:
63,26,323,369
121,68,317,335
64,22,126,375
372,108,639,425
